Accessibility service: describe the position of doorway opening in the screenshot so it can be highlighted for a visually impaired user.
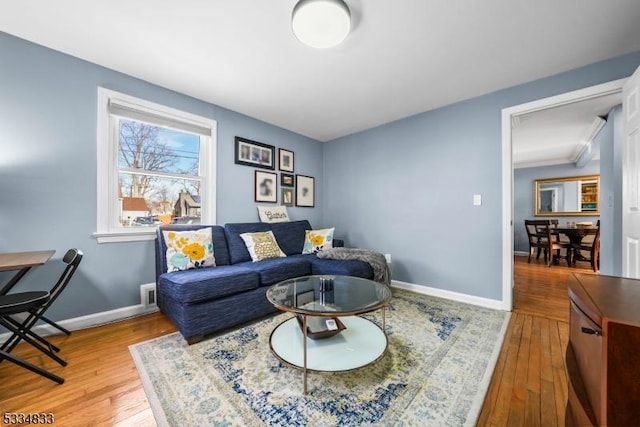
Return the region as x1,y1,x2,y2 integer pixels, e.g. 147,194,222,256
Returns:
501,78,627,310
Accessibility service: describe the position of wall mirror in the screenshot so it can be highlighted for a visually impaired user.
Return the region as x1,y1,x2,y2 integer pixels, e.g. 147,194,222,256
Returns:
534,174,600,217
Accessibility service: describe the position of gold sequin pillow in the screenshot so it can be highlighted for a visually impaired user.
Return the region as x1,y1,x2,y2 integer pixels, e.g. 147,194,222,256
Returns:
239,231,286,262
163,228,216,272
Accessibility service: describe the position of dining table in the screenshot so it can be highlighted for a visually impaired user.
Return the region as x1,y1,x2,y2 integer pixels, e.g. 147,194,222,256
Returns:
552,226,599,264
0,250,56,295
552,226,598,246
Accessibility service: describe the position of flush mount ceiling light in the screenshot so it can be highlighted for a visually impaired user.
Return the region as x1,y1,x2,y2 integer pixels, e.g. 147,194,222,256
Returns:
292,0,351,49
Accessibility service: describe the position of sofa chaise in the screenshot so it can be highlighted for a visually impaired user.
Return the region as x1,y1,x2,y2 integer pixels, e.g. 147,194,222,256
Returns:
155,220,373,343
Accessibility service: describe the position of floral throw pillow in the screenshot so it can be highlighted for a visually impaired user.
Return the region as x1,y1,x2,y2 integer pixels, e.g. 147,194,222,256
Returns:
163,228,216,272
302,227,335,254
240,231,286,262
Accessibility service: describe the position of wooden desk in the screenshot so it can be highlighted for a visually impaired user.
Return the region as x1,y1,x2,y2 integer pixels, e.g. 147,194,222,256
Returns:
0,250,55,295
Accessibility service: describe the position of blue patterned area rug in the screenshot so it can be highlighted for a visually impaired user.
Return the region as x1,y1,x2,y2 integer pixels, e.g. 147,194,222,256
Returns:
130,289,509,426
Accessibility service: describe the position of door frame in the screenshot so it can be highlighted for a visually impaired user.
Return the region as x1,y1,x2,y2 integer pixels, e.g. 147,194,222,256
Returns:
501,78,627,310
622,67,640,278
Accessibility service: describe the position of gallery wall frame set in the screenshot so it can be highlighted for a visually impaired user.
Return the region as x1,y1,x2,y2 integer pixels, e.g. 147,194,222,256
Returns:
236,136,311,207
235,136,275,170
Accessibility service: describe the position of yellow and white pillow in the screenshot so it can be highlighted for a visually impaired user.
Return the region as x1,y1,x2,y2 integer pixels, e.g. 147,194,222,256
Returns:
163,228,215,272
302,227,335,254
240,231,286,262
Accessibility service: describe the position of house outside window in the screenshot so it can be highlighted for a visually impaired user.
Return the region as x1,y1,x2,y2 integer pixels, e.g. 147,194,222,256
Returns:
96,88,216,243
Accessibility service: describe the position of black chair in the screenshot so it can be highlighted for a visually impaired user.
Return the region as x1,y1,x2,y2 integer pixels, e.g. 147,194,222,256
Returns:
524,219,570,267
1,248,83,367
0,291,64,383
571,220,600,272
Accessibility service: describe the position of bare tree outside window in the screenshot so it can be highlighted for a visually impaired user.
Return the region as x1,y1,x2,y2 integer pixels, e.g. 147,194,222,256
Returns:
118,120,178,197
117,119,202,226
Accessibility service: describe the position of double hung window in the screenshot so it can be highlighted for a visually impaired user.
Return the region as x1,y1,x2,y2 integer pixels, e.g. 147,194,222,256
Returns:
96,88,216,243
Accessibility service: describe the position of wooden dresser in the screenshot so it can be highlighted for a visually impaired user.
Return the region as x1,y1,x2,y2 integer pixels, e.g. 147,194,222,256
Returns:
566,273,640,426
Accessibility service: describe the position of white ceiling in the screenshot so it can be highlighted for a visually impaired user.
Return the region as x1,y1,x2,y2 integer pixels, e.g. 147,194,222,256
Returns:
1,1,640,143
512,92,621,169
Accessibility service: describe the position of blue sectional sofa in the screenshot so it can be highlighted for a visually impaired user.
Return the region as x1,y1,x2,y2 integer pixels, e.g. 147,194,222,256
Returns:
155,220,373,344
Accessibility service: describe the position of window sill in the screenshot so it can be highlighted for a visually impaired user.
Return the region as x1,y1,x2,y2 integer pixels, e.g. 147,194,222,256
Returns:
93,230,156,244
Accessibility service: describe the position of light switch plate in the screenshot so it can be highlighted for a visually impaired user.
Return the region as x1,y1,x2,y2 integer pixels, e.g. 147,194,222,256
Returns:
473,194,482,206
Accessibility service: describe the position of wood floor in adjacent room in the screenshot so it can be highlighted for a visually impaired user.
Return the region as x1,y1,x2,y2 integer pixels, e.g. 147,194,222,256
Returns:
0,256,594,426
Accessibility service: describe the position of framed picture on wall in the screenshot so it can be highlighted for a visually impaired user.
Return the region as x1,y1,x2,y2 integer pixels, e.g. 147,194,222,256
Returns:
255,170,277,203
295,174,315,207
282,188,294,206
235,136,275,170
278,149,294,172
281,173,294,187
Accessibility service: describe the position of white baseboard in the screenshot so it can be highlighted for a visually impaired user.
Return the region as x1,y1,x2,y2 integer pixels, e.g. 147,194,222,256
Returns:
514,251,529,257
0,304,159,342
1,281,505,343
390,280,505,311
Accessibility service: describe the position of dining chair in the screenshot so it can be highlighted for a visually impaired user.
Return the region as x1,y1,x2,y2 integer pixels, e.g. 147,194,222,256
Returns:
547,219,571,244
0,248,83,366
0,291,64,383
524,219,570,267
571,220,600,272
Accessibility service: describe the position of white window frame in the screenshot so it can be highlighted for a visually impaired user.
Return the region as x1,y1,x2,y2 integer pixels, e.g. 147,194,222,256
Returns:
95,87,216,243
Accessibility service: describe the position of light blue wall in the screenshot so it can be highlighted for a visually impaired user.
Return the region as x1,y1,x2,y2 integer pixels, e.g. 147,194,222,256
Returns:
2,29,639,319
324,52,640,301
599,105,624,276
0,32,324,321
513,160,600,253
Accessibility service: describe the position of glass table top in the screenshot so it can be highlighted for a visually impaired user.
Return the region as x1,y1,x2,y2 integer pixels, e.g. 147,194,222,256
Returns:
266,275,391,316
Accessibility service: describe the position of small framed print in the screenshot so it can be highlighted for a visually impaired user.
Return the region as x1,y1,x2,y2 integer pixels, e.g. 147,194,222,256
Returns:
255,170,277,203
278,148,294,172
235,137,275,170
281,173,294,187
295,174,315,207
281,188,294,206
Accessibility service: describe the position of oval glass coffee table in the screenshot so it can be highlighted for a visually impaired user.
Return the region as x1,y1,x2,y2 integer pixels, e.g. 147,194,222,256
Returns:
266,275,392,394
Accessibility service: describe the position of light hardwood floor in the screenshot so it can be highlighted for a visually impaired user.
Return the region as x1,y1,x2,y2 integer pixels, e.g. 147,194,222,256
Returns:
477,255,596,426
0,257,593,426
